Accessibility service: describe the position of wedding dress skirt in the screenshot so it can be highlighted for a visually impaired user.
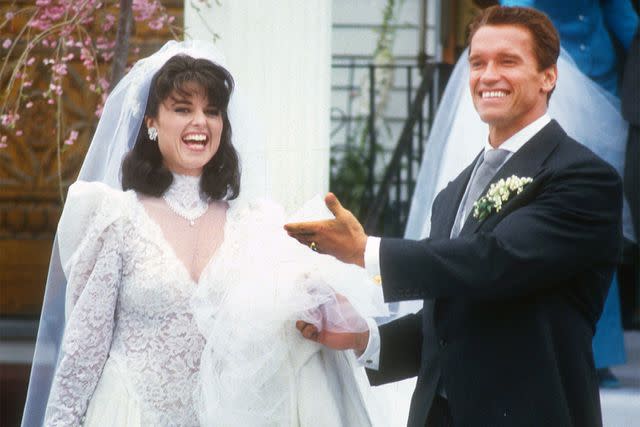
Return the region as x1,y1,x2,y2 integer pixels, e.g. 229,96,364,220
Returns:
81,352,385,427
83,358,142,426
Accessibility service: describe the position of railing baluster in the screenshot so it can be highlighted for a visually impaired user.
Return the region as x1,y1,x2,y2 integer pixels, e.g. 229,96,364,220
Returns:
406,65,414,226
366,64,377,216
330,59,451,237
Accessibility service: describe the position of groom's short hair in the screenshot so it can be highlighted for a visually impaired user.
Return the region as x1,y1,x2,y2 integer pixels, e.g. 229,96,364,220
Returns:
467,6,560,72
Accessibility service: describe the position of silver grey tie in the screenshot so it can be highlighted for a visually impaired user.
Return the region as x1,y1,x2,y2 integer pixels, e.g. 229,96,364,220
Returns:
451,148,510,237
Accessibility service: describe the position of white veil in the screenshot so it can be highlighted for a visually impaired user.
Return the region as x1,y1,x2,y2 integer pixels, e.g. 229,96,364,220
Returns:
21,40,268,427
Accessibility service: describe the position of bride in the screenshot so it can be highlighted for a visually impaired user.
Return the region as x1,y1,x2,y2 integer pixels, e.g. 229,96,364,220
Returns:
22,40,388,426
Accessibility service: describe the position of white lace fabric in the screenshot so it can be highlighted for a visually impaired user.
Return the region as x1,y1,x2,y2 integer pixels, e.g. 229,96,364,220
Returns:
44,180,388,426
141,174,226,283
46,181,207,426
161,174,210,223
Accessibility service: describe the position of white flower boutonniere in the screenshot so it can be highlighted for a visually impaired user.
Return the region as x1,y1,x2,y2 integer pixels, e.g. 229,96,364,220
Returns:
473,175,533,221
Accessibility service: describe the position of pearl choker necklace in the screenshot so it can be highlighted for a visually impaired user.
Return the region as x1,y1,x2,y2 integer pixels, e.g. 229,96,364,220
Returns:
162,174,210,226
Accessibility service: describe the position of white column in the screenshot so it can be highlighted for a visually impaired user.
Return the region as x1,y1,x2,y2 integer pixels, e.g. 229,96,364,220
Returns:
185,1,332,213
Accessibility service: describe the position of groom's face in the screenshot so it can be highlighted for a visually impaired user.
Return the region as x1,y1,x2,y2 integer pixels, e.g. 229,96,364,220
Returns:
468,25,557,138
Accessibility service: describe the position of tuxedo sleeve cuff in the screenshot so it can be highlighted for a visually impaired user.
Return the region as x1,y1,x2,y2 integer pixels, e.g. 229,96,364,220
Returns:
354,317,380,370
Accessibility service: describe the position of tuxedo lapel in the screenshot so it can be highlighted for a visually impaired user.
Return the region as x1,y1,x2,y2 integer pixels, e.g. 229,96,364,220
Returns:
459,120,564,236
430,151,482,239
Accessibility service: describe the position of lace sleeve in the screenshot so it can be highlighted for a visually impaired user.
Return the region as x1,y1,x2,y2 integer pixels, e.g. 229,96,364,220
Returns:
43,218,123,426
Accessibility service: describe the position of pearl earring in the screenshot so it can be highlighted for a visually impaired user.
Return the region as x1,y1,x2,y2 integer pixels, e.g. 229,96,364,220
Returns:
148,127,158,141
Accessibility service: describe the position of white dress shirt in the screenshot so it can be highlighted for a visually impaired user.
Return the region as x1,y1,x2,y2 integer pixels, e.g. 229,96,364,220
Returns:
356,113,551,369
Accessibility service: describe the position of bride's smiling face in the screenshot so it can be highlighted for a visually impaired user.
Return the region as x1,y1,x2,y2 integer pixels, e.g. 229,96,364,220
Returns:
146,82,223,176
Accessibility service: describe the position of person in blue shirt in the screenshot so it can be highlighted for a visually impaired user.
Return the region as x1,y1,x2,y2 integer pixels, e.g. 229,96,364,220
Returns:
500,0,639,95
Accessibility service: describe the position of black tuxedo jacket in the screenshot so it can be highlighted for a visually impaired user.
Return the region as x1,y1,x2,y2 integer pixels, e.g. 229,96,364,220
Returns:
367,121,623,427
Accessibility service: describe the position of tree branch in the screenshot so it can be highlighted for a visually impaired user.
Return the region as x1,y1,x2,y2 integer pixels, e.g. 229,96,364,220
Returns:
110,0,133,88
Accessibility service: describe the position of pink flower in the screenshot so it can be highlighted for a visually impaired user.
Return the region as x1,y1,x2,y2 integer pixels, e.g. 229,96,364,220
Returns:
64,129,79,145
148,18,163,31
80,47,95,70
133,0,158,21
102,13,116,31
27,57,36,66
2,39,11,49
96,36,110,50
26,102,34,109
44,7,64,21
15,130,23,136
101,51,114,61
95,93,107,117
5,11,15,20
1,113,18,127
98,78,109,91
52,63,68,76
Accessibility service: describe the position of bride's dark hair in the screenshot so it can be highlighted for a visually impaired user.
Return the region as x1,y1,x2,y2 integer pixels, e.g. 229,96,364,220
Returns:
121,54,240,199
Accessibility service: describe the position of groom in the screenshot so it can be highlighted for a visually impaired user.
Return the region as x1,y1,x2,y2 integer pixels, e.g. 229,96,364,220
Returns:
285,6,622,427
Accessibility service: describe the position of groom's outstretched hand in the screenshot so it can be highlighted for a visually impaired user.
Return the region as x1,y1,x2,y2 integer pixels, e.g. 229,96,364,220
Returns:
284,193,368,267
295,320,370,355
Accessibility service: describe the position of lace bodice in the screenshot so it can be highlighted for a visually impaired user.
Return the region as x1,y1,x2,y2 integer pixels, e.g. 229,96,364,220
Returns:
45,182,213,426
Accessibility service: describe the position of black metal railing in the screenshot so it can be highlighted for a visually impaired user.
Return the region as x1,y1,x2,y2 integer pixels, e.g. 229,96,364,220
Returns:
330,59,452,237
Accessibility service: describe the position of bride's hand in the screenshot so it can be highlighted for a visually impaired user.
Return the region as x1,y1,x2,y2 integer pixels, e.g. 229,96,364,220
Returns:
295,320,370,355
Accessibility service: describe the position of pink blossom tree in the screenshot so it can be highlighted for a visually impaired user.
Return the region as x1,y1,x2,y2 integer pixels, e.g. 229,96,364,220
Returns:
0,0,179,198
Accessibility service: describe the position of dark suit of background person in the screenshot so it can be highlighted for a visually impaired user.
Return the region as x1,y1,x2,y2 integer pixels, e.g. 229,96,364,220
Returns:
621,29,640,326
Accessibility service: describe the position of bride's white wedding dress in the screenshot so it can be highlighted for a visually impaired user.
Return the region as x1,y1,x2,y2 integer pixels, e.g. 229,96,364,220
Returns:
44,175,387,426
